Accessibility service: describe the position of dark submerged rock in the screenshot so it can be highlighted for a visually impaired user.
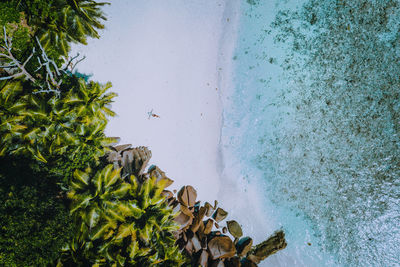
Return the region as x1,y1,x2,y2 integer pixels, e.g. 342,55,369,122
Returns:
236,237,253,257
247,230,287,263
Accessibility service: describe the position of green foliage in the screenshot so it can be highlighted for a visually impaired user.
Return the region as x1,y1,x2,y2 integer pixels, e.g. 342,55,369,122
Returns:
11,0,109,58
8,26,32,59
0,77,116,164
0,2,119,261
61,165,184,266
53,145,108,185
0,2,20,25
0,5,33,62
1,0,108,62
0,155,74,266
0,1,189,266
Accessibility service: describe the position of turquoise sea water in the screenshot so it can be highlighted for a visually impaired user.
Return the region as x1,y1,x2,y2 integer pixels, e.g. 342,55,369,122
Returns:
222,0,400,266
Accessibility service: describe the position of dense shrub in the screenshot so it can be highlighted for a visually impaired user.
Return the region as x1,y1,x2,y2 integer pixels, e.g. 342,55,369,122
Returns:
0,156,74,266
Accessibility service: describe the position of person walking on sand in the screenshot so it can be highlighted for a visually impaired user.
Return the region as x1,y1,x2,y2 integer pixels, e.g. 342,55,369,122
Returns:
147,109,160,119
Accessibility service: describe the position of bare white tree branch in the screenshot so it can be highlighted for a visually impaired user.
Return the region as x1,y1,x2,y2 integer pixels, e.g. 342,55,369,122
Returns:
0,27,64,96
0,27,36,82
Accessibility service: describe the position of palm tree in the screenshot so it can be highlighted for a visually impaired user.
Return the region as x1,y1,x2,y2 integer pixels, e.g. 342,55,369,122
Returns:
0,81,29,156
61,79,117,159
61,164,184,266
37,0,109,57
10,0,109,57
0,77,116,163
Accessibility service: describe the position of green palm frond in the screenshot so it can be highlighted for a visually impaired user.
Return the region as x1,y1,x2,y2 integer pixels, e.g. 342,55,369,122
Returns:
73,169,90,186
62,164,183,265
0,78,116,163
32,0,109,57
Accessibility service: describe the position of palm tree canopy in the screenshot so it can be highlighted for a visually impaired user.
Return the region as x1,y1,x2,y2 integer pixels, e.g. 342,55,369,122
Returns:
6,0,109,58
0,77,116,164
62,165,184,266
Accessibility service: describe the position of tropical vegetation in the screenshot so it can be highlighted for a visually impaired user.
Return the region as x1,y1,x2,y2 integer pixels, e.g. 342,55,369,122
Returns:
0,155,74,266
60,165,183,266
0,1,287,266
1,1,119,265
0,1,188,266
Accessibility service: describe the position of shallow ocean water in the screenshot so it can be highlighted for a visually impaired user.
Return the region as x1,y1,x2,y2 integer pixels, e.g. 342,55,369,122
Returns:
222,0,400,266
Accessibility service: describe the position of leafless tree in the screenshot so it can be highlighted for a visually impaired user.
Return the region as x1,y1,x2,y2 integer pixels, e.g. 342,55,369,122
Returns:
0,26,86,96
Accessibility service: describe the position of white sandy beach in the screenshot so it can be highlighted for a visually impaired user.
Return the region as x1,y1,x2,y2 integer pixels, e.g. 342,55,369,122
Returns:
72,0,237,203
